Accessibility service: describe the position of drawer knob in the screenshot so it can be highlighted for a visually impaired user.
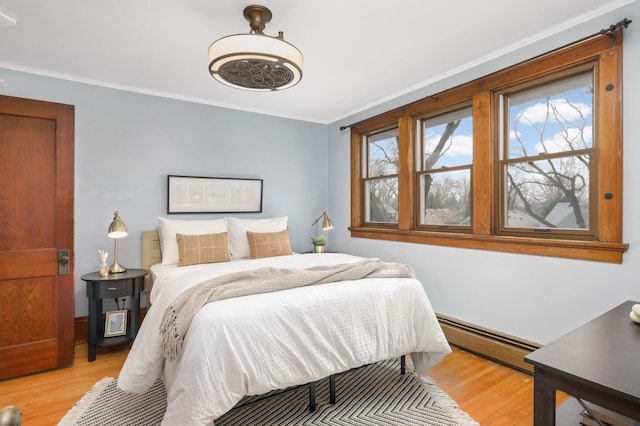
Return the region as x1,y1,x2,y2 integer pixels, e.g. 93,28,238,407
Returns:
108,287,117,291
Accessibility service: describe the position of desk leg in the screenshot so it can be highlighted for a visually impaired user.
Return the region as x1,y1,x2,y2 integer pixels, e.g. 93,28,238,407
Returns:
533,367,556,426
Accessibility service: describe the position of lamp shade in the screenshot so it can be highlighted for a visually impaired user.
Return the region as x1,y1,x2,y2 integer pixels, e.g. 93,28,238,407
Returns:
321,213,334,231
312,211,334,237
107,211,128,238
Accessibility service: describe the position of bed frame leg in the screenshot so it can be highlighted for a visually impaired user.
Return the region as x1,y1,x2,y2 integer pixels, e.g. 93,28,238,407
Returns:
329,374,336,404
400,355,406,375
309,382,316,412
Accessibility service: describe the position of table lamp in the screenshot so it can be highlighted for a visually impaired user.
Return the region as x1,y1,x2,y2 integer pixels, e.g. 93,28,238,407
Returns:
311,211,334,253
107,211,128,273
313,211,334,238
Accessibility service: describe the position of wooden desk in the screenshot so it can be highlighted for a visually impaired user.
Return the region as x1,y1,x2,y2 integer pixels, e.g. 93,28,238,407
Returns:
525,300,640,425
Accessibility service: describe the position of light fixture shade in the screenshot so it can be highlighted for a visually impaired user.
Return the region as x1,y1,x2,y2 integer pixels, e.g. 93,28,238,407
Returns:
208,5,303,91
107,211,128,239
321,213,334,231
313,211,334,235
209,34,303,91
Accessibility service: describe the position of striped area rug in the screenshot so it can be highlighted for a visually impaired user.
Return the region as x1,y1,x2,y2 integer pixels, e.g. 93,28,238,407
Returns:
58,358,478,425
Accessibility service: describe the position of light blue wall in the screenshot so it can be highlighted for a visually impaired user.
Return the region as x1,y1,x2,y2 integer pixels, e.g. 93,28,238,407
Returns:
0,69,328,316
328,1,640,344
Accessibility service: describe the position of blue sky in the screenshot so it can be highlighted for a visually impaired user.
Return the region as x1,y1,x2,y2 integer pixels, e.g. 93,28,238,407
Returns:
370,73,593,181
422,73,593,168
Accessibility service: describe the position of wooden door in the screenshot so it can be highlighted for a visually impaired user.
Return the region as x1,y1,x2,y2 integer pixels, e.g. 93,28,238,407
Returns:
0,95,75,379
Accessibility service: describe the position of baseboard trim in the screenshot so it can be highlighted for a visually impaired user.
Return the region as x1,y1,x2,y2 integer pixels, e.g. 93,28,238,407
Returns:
74,316,88,344
437,313,540,374
74,308,147,345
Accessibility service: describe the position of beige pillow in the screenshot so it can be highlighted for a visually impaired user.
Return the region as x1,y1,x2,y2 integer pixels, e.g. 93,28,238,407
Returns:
247,230,292,259
227,216,288,259
158,217,228,265
176,232,231,267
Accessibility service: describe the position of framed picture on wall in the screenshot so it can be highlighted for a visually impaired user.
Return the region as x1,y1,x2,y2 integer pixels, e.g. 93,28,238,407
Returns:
167,175,263,214
104,310,127,337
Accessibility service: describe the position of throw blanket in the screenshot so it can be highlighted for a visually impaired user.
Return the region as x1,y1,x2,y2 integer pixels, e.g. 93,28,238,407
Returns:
160,258,415,360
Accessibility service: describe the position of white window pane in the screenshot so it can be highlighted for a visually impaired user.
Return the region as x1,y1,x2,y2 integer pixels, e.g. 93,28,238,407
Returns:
419,170,471,226
422,108,473,169
365,177,398,223
507,72,593,159
368,128,398,176
505,155,590,230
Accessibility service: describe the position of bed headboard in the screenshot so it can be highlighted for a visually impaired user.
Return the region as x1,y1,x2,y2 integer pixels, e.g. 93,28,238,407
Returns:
141,229,162,301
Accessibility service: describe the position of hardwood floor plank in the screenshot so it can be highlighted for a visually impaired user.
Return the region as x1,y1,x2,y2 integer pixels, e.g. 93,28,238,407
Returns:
0,344,546,425
0,345,126,426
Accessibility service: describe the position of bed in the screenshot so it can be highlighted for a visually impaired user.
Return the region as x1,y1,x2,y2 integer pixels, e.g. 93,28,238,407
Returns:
117,217,451,425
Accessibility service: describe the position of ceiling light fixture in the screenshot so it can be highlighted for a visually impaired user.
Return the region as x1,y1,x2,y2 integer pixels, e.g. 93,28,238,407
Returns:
208,5,303,91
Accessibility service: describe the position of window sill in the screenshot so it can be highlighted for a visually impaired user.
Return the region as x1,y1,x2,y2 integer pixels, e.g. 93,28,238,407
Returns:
349,227,628,263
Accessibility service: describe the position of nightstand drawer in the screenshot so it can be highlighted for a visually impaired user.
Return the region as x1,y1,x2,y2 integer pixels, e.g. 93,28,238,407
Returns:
94,280,132,298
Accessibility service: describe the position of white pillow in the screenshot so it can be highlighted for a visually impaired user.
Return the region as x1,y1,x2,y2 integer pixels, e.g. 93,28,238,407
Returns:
227,216,288,259
157,217,228,265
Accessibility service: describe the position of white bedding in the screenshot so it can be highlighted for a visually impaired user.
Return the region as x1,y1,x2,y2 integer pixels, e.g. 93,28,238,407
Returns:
118,253,451,426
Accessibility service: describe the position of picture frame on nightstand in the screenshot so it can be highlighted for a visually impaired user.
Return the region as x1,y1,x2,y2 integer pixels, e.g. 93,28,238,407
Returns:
104,310,127,337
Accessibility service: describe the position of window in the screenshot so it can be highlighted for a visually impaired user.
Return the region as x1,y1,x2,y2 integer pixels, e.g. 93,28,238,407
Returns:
418,107,473,229
499,70,594,237
364,127,399,224
349,34,627,263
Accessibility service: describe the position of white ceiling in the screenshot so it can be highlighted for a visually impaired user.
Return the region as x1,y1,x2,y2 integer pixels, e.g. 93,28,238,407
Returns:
0,1,633,123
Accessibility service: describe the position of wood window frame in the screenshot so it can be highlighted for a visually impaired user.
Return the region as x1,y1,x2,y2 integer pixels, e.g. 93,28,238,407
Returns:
415,104,474,232
350,35,628,263
362,126,400,225
495,65,597,239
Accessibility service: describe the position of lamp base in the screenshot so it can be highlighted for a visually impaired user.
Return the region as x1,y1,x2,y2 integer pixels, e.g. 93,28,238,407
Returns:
109,262,127,274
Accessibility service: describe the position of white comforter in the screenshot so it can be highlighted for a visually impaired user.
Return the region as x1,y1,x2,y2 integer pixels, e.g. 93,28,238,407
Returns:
118,253,451,426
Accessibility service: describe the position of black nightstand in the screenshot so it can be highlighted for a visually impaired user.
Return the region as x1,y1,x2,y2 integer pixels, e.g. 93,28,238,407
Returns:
81,269,147,362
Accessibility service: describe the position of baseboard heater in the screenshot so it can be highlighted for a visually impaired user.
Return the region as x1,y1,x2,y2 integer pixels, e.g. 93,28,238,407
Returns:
436,314,540,374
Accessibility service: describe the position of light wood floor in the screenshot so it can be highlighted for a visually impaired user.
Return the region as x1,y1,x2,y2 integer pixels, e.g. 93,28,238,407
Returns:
0,344,563,425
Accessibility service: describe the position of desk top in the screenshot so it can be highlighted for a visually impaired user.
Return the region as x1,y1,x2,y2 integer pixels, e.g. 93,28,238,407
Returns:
525,300,640,400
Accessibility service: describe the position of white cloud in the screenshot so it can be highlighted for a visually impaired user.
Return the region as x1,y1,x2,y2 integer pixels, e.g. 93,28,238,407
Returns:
534,125,593,153
425,134,473,157
521,99,592,124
